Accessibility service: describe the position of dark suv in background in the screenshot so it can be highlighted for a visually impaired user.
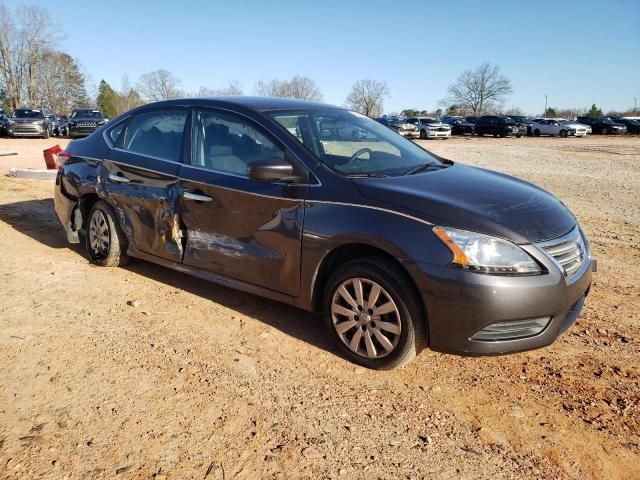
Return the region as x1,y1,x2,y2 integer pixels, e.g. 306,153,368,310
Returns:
576,116,627,135
68,109,106,137
474,115,523,138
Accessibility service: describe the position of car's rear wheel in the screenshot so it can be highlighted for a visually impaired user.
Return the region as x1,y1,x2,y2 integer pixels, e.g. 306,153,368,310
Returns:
86,201,129,267
534,129,541,137
323,257,426,369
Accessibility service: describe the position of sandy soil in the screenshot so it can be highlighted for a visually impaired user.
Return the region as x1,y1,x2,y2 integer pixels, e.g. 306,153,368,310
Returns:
0,135,638,479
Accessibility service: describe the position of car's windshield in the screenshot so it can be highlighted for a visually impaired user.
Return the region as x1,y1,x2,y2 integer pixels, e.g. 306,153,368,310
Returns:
14,109,44,118
72,110,103,119
500,117,516,124
418,118,437,124
269,109,445,177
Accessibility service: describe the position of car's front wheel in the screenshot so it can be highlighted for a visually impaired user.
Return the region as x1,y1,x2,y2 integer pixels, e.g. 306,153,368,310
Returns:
534,129,541,137
323,257,426,369
559,129,568,138
419,129,427,140
85,201,130,267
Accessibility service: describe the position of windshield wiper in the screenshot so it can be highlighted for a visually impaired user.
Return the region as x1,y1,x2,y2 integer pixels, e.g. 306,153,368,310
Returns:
404,162,443,176
346,173,388,178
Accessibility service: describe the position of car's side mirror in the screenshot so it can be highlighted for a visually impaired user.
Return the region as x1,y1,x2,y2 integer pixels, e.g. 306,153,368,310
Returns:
246,157,295,183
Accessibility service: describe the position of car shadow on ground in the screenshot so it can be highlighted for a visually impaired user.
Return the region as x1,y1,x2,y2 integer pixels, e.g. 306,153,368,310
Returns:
124,260,336,355
0,198,79,250
0,198,337,357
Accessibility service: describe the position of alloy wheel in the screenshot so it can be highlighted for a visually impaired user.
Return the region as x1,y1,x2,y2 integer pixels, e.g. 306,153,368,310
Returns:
331,277,401,359
89,210,110,258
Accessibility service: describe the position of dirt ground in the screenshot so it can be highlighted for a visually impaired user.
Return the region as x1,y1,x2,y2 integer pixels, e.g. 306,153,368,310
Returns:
0,135,638,480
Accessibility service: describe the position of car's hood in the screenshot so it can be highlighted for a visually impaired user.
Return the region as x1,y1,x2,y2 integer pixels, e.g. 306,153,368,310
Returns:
424,122,448,127
353,163,576,244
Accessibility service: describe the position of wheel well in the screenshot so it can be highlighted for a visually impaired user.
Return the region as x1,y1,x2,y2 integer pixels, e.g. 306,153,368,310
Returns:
76,193,100,230
311,243,420,313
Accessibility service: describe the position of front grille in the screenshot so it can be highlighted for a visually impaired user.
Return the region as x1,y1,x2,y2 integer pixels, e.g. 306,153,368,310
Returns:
14,125,40,133
76,122,97,128
537,227,587,279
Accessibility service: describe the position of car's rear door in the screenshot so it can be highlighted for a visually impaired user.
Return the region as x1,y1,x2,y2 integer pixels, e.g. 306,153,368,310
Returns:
178,108,309,296
102,108,189,262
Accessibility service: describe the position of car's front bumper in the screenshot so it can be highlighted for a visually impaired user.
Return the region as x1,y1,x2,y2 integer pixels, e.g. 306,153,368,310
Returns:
424,130,452,138
408,243,593,355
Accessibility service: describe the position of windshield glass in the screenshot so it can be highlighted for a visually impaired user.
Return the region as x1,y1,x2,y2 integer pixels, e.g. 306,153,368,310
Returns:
269,109,444,177
500,117,516,125
14,109,44,118
72,110,103,119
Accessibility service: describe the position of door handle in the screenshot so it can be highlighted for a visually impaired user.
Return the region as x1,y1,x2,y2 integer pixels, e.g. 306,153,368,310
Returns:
183,191,213,202
108,173,131,183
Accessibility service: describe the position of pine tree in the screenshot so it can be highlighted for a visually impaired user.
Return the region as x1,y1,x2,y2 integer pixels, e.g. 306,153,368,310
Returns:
96,80,118,118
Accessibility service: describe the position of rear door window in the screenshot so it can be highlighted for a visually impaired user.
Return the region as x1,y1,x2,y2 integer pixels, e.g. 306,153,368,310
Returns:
121,110,188,162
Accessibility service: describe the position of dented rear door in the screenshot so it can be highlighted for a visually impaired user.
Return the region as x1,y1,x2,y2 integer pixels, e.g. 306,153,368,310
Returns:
100,108,189,262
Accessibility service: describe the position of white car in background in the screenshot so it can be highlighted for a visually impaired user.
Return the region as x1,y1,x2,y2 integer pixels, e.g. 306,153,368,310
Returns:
559,119,591,135
407,117,451,139
531,118,580,137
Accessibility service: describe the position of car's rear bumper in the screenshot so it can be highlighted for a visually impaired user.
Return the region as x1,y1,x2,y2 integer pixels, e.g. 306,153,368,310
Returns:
408,247,593,355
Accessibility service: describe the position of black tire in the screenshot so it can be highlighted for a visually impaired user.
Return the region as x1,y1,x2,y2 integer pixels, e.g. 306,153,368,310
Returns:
534,129,541,137
516,134,522,138
420,129,427,140
602,127,609,135
478,131,484,137
42,129,49,139
559,129,567,138
323,257,427,370
85,200,130,267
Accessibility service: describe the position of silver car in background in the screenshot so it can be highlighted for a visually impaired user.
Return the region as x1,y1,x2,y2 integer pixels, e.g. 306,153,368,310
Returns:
408,117,452,140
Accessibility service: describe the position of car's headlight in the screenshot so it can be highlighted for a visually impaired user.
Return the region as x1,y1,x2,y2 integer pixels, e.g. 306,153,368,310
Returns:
433,226,541,275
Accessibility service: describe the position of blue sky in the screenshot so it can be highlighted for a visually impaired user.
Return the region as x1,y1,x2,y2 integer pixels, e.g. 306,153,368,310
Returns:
7,0,640,114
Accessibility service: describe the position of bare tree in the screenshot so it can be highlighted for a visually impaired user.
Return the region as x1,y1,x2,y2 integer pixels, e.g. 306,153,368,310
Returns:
0,4,62,110
194,80,243,97
254,75,322,101
137,69,182,101
445,63,513,115
345,79,389,117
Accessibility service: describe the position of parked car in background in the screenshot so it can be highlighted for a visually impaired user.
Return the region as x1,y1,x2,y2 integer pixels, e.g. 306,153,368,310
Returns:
373,117,389,128
57,115,69,136
559,119,591,135
441,116,474,135
0,114,10,136
508,116,534,136
7,108,51,138
407,117,451,139
576,116,627,135
68,108,106,137
531,119,579,137
387,117,419,138
475,115,523,137
53,97,593,369
612,117,640,134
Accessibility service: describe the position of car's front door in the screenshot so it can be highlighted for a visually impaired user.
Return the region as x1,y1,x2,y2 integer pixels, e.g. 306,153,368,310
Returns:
178,108,309,296
102,108,188,262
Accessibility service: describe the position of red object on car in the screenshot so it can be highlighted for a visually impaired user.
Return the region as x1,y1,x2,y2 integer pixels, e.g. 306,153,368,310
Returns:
43,145,62,170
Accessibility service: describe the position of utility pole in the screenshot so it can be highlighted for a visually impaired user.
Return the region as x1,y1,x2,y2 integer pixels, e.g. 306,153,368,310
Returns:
544,95,548,116
634,97,637,116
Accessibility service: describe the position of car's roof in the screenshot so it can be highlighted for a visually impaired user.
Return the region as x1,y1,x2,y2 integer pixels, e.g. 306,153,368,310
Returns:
146,96,341,112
